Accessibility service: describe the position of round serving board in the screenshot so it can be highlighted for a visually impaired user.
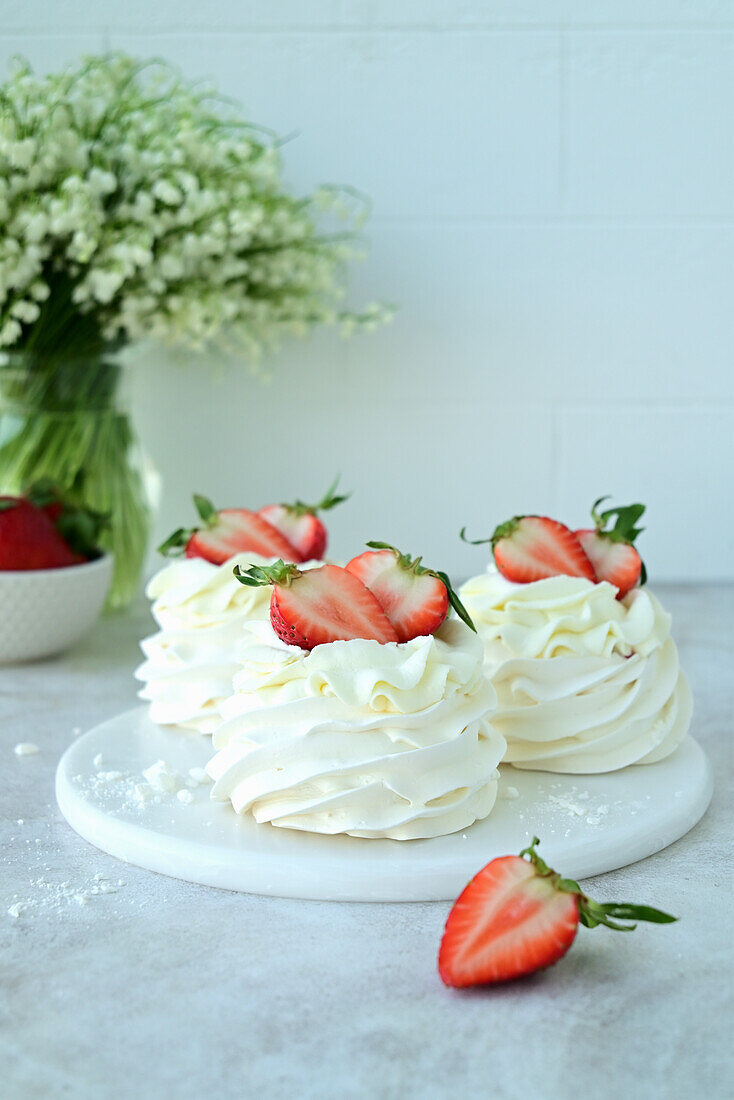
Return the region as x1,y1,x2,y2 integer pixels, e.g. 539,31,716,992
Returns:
56,707,712,902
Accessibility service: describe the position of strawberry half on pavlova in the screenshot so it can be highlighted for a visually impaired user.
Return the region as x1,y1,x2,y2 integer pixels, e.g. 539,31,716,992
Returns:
206,544,505,839
135,485,344,733
460,499,692,773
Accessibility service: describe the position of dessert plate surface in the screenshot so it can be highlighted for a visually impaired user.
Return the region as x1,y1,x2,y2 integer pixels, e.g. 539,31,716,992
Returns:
56,707,712,902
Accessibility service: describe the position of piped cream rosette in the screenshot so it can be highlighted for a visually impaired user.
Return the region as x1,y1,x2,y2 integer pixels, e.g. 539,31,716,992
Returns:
136,555,319,733
206,618,505,839
459,569,691,773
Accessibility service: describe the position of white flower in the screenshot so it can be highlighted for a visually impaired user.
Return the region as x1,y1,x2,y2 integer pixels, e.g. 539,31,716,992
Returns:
85,269,125,304
7,138,36,170
152,179,182,206
0,319,22,345
88,167,117,196
21,212,50,243
29,280,50,301
10,299,40,323
0,52,387,356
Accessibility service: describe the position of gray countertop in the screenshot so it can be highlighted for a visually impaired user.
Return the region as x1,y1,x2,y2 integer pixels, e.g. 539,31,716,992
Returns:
1,585,732,1100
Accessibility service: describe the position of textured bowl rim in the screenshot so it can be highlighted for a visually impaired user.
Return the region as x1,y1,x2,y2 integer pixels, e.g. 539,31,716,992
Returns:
0,552,113,579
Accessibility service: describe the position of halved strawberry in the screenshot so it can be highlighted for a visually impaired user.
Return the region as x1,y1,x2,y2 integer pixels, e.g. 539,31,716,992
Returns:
439,837,676,988
0,497,84,570
158,494,302,565
575,497,646,599
259,477,349,561
345,542,475,642
234,560,399,649
463,515,595,584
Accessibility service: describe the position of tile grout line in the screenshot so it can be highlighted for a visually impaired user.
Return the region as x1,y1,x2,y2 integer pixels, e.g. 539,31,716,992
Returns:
550,403,562,517
5,24,734,37
368,216,734,227
558,27,568,216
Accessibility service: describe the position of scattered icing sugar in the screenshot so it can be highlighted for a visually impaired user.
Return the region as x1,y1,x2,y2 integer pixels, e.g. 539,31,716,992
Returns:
524,783,629,830
142,760,181,793
14,742,39,756
6,873,127,920
69,753,205,815
548,794,586,817
187,767,211,786
500,785,520,801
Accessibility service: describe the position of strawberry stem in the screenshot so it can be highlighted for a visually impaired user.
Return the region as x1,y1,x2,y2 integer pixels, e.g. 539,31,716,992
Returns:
233,560,302,588
282,475,351,517
461,517,525,552
591,496,646,544
460,525,491,547
519,837,676,932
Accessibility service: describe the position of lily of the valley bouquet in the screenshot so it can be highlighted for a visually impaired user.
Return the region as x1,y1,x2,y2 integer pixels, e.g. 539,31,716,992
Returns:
0,54,384,607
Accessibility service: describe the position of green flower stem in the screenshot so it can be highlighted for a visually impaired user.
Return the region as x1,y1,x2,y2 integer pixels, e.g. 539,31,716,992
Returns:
0,358,151,611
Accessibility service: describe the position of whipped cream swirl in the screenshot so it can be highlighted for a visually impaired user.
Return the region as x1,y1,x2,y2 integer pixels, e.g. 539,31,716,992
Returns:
135,554,277,733
207,619,505,839
459,570,692,773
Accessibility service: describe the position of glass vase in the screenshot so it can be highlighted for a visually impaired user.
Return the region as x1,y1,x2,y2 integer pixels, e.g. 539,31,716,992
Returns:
0,352,156,611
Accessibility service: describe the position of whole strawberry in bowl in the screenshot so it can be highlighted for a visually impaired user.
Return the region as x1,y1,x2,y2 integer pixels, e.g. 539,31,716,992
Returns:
0,482,112,662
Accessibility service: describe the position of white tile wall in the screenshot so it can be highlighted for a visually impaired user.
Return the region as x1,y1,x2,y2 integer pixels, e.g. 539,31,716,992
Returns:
555,406,734,579
4,3,733,580
566,31,734,216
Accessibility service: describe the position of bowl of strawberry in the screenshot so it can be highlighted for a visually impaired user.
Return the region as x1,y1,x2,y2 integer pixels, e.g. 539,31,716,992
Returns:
0,482,112,662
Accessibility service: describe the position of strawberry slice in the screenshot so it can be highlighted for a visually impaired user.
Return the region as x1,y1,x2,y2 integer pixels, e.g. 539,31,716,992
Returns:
439,837,676,988
234,560,399,649
575,497,646,599
345,542,475,642
259,477,349,561
463,515,595,584
158,494,302,565
0,497,84,570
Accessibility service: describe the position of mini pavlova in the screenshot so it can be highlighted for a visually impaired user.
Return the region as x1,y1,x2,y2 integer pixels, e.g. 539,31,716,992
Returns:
135,485,344,733
460,500,691,773
207,545,505,839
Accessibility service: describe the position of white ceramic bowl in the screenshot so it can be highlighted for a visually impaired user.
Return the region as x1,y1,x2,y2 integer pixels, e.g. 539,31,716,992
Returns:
0,554,113,663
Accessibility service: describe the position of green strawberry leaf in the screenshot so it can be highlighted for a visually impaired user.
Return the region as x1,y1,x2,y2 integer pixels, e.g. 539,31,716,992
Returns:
157,527,191,557
193,493,218,526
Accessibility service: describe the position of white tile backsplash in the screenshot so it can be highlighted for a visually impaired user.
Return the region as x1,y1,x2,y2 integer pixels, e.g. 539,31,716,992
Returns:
4,3,734,579
566,31,734,216
556,405,734,580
